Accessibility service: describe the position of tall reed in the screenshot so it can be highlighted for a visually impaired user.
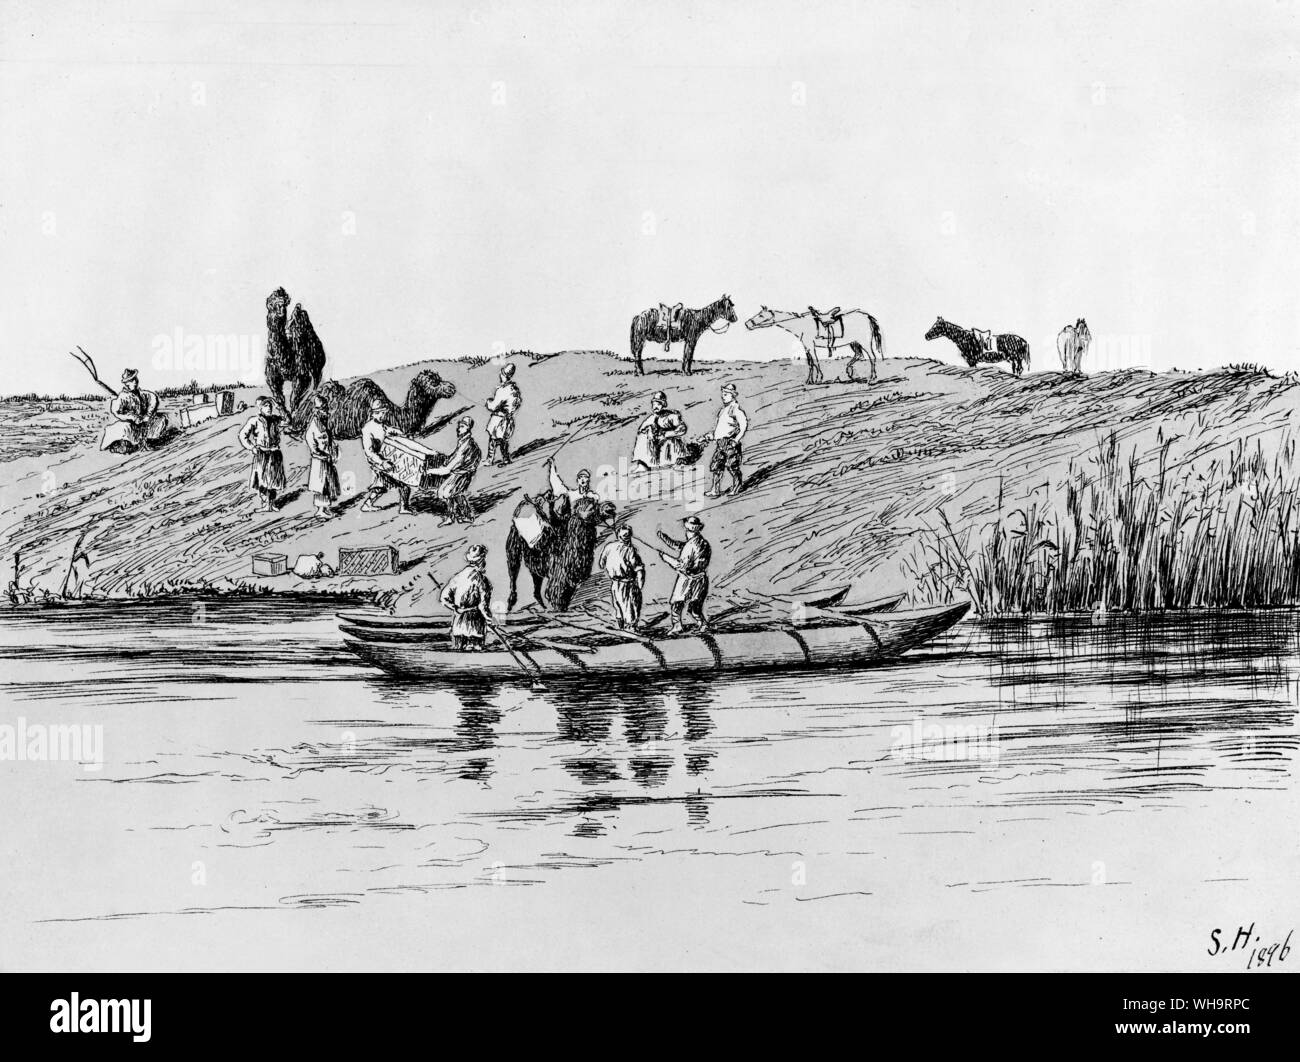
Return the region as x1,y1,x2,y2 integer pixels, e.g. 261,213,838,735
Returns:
906,431,1300,614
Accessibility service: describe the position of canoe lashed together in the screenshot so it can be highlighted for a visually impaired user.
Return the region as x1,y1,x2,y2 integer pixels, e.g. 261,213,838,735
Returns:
338,598,970,682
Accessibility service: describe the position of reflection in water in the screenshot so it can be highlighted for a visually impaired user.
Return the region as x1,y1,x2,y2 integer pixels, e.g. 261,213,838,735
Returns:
1,598,1296,964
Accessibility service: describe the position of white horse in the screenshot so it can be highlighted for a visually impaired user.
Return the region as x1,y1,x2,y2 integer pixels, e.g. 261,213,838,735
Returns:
744,306,883,385
1057,318,1092,375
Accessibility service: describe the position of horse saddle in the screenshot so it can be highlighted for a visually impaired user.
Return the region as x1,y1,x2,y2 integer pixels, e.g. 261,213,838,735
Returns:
973,328,998,355
658,302,684,350
808,306,844,344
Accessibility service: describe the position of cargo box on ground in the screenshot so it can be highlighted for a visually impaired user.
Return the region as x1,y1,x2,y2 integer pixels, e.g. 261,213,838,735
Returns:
339,545,399,577
252,553,288,576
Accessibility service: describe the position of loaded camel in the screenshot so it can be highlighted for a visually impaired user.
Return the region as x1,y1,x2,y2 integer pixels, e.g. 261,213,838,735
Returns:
506,494,618,612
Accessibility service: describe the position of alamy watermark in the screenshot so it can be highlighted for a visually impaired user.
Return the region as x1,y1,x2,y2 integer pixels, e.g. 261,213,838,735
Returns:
0,717,103,771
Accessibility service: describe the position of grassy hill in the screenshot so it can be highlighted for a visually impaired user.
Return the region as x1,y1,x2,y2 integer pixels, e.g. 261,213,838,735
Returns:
1,349,1298,616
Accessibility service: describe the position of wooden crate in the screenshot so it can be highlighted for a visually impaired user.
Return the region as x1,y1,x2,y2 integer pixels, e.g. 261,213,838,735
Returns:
381,435,441,489
338,545,399,577
215,391,235,416
252,553,288,576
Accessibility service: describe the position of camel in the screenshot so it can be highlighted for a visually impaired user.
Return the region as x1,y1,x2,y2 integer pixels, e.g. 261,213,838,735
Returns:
285,370,458,440
265,287,329,414
506,494,618,611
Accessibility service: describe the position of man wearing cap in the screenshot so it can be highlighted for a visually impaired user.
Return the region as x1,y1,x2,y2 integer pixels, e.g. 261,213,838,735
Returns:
546,458,599,504
429,415,483,526
599,525,647,629
706,382,748,498
632,390,688,470
237,395,287,513
359,398,413,515
439,544,494,651
484,362,523,466
101,368,168,453
657,516,712,634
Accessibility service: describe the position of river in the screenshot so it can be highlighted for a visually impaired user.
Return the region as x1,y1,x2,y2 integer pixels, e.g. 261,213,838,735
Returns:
1,600,1296,971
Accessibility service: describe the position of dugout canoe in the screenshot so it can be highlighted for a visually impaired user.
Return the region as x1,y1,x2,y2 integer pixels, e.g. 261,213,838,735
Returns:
336,592,906,645
339,601,969,682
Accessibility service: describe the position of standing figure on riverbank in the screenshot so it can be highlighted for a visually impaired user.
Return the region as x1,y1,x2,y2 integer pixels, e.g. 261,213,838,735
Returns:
484,362,522,466
439,543,493,651
238,396,287,513
658,516,712,634
430,415,483,527
359,397,413,515
706,382,748,498
304,392,340,519
600,525,646,629
632,391,688,470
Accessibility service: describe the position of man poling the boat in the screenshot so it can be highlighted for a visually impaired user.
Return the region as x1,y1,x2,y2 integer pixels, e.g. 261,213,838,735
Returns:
599,524,647,629
439,543,494,651
657,515,712,635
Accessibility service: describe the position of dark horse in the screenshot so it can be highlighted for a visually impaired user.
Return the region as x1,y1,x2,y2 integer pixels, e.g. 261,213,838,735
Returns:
924,316,1031,377
629,295,738,375
506,494,617,611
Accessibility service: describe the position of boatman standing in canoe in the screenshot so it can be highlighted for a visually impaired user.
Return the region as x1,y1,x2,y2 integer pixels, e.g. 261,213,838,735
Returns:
237,395,287,513
484,362,522,466
439,543,494,651
599,525,646,629
657,515,712,634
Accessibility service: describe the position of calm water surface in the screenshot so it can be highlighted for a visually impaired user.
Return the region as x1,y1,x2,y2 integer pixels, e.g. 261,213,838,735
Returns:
1,600,1296,970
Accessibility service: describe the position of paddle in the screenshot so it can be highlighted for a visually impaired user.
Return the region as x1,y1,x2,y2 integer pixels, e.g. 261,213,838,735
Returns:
485,619,546,684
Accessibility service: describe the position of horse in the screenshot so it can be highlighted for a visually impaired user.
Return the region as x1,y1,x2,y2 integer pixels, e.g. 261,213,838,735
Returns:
1057,318,1091,375
924,316,1030,377
744,305,884,385
629,295,737,375
505,494,618,611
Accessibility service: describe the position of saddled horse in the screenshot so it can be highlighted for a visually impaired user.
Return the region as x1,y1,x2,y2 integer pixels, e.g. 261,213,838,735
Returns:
924,316,1030,377
744,306,883,385
629,295,737,375
1057,318,1091,375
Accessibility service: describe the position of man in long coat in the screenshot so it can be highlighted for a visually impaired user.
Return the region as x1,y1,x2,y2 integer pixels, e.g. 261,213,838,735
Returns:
439,543,493,651
600,525,646,629
304,392,340,518
238,395,287,512
484,362,522,466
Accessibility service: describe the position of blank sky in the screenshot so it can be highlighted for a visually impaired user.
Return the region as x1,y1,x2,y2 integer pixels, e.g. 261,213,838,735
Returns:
2,0,1297,395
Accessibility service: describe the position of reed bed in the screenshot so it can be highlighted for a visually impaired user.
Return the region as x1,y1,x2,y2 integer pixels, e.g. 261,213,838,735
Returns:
907,431,1300,615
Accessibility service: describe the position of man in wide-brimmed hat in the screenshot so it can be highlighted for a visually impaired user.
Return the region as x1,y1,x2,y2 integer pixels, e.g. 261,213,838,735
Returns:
101,368,169,453
359,396,413,515
429,414,483,526
237,395,287,513
657,514,712,634
439,543,494,650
